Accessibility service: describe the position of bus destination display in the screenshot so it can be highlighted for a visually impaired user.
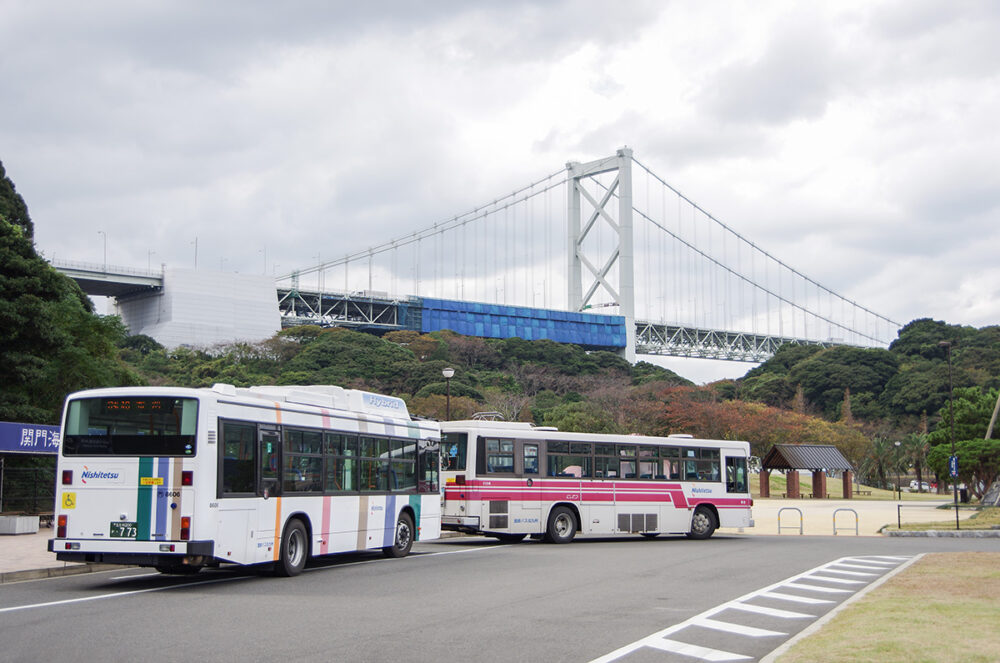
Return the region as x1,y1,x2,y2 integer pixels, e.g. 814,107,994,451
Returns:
101,398,175,414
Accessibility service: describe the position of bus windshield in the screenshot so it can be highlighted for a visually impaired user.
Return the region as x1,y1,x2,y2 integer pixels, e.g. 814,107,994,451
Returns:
62,396,198,456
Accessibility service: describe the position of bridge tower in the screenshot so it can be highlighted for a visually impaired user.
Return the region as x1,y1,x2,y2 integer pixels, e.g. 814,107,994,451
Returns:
566,147,636,361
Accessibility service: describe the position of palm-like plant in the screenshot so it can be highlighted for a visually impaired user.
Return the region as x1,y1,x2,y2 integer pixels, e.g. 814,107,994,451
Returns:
900,432,930,492
859,435,898,490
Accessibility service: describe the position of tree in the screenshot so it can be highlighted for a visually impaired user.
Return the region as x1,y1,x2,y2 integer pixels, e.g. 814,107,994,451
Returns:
928,438,1000,500
857,436,898,490
0,160,33,238
1,164,140,423
788,346,899,420
281,328,419,391
899,432,930,492
928,387,1000,447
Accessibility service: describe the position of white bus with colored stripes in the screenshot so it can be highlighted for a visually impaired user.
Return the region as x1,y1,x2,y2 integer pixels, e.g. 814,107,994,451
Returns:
440,420,753,542
49,384,441,576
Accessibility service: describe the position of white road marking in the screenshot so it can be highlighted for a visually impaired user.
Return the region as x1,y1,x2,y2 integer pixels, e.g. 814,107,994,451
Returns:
803,574,865,585
727,603,812,619
818,567,877,577
589,555,912,663
0,574,249,615
760,554,923,662
111,572,160,581
828,562,887,571
759,591,834,605
783,582,852,594
645,638,752,661
693,618,786,637
0,543,498,615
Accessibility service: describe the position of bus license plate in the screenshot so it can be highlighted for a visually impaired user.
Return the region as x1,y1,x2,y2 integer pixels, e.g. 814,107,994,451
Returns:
110,521,138,538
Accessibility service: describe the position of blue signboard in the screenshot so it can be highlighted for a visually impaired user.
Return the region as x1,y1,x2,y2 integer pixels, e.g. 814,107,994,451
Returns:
949,455,959,478
0,421,61,454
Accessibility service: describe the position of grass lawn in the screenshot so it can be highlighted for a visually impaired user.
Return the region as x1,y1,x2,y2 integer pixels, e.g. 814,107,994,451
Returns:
883,507,1000,532
751,473,947,501
776,552,1000,663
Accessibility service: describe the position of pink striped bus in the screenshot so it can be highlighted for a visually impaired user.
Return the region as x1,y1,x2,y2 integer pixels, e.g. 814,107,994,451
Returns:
440,420,753,543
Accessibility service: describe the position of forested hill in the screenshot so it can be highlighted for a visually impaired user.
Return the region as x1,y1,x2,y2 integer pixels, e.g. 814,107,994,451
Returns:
735,318,1000,428
120,326,693,428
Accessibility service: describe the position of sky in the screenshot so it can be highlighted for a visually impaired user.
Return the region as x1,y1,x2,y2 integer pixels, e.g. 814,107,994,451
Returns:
2,0,999,384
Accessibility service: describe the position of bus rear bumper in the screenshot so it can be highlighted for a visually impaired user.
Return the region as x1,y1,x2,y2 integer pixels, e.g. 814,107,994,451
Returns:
442,515,481,534
48,538,215,566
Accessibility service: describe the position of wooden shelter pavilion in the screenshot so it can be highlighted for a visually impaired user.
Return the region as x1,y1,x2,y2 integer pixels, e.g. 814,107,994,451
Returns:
760,444,855,499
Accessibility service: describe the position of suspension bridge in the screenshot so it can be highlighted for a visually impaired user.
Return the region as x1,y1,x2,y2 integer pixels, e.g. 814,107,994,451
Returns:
54,147,900,363
270,147,899,362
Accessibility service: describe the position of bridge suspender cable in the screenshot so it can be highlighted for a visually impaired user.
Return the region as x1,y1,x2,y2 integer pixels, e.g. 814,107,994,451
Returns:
632,157,901,330
588,175,890,346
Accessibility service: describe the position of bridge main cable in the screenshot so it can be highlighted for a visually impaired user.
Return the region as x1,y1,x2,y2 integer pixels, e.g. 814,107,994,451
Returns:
591,168,892,346
277,167,567,281
632,156,901,329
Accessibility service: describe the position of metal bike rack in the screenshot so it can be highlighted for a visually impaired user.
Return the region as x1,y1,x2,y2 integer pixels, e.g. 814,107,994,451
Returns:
833,508,858,536
777,507,803,535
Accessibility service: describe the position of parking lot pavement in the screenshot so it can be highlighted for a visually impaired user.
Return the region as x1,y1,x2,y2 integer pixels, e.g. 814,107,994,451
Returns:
0,499,979,582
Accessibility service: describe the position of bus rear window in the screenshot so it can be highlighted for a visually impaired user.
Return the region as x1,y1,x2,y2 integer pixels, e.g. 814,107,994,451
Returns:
62,397,198,456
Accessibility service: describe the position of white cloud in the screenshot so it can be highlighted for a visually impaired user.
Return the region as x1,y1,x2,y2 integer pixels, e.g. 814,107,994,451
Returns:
2,0,999,385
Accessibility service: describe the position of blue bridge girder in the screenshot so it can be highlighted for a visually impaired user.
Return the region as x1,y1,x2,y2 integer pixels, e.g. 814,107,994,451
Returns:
277,286,836,362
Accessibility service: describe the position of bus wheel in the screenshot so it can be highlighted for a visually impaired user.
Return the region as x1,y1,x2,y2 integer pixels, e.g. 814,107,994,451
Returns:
686,506,717,540
275,519,308,576
544,506,576,544
383,512,415,558
494,533,527,544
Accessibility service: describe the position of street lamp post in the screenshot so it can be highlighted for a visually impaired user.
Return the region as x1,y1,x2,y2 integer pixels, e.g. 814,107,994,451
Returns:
894,440,902,500
442,368,455,421
939,340,959,530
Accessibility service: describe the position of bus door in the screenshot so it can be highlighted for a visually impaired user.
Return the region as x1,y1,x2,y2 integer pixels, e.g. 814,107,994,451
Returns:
258,427,282,498
256,426,282,559
515,441,542,532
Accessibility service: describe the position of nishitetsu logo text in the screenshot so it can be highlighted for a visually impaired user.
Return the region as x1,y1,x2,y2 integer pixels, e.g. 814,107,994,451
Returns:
81,466,121,484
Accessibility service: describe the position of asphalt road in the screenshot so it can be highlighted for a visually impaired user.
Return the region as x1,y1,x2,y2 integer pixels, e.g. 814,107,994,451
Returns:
2,534,998,662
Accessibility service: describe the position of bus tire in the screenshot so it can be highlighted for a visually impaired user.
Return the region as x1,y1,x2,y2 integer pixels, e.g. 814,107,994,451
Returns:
493,533,527,544
686,506,716,540
275,519,308,577
544,506,576,544
383,512,415,558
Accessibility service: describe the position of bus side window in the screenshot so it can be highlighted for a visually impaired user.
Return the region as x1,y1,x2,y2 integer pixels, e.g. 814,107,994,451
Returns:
221,421,256,495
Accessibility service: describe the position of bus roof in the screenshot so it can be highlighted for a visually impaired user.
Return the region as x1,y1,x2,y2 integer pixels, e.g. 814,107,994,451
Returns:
63,383,413,422
439,419,748,449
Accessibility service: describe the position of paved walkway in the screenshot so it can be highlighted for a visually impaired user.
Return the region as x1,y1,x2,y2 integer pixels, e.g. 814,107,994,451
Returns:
721,498,973,537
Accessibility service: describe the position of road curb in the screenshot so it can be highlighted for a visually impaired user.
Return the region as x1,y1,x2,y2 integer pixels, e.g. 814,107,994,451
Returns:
0,563,127,585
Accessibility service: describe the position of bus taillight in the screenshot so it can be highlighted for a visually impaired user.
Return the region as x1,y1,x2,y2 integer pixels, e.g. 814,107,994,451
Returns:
57,514,67,538
62,470,73,485
181,471,193,486
180,517,191,540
